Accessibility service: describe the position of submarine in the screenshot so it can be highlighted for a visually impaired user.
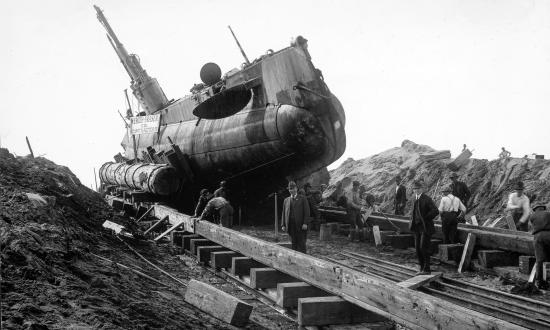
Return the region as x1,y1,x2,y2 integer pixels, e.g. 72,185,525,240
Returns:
95,5,346,215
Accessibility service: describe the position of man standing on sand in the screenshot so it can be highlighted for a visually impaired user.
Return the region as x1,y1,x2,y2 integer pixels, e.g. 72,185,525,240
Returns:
394,176,407,215
410,180,439,275
281,181,310,253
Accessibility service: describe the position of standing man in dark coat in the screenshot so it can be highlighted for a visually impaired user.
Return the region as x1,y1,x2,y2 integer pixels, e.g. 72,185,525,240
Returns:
450,173,471,208
281,181,310,253
529,201,550,290
410,180,439,275
394,176,407,215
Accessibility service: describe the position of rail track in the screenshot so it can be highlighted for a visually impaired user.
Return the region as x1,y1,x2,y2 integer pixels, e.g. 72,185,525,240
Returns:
107,202,543,329
327,251,550,330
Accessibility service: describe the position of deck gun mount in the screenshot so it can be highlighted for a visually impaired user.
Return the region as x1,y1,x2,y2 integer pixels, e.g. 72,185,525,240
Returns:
94,5,168,114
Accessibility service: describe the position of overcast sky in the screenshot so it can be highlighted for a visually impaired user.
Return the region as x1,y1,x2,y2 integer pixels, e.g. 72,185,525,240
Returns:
2,0,550,188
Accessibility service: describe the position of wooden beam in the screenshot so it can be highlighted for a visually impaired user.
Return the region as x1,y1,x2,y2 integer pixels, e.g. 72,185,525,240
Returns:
397,272,442,290
544,262,550,281
276,282,331,308
184,279,252,326
470,215,478,226
528,265,537,283
143,215,168,235
189,239,211,255
478,250,519,268
518,256,536,274
211,251,240,270
458,233,476,273
438,244,464,264
154,205,522,330
196,245,225,264
298,296,386,326
276,242,292,249
102,220,125,234
250,268,299,289
154,219,184,241
506,214,517,231
153,206,194,232
182,234,200,251
372,226,382,246
231,257,263,276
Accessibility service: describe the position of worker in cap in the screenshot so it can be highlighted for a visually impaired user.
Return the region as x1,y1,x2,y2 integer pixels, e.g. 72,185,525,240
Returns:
199,195,234,227
281,181,310,253
410,180,439,275
394,176,407,216
214,180,228,199
194,188,211,217
506,181,530,231
346,180,363,241
529,201,550,290
449,173,471,210
438,185,466,244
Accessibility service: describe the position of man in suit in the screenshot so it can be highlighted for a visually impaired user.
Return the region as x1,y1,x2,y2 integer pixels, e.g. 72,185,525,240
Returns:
394,176,407,215
410,180,439,275
281,181,311,253
450,173,471,208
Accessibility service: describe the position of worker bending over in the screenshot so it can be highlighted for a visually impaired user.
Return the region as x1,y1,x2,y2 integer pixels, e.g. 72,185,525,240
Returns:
199,196,233,227
506,181,530,231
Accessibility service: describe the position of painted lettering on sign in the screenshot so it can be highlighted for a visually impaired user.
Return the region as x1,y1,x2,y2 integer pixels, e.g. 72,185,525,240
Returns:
130,114,160,135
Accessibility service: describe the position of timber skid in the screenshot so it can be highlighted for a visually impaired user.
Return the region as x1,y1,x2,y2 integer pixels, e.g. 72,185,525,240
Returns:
132,204,535,329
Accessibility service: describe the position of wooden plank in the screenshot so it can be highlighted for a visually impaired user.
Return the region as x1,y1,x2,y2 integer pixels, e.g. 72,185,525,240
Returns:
528,265,537,283
438,244,464,264
102,220,125,234
543,262,550,281
170,230,186,247
250,268,300,289
155,205,523,330
298,296,386,326
211,251,240,270
189,239,211,255
320,224,332,241
389,234,414,249
470,215,478,226
518,256,536,274
184,279,252,326
481,217,494,227
277,282,331,308
397,272,442,290
231,257,263,276
458,233,476,273
182,234,200,251
506,214,517,231
488,216,504,228
143,215,168,235
372,226,382,246
478,250,519,268
276,242,292,249
154,219,184,241
197,245,225,264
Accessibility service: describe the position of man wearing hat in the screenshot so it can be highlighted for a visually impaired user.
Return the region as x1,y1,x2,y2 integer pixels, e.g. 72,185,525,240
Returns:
506,181,531,231
529,201,550,289
281,181,311,253
394,176,407,215
450,173,471,210
410,180,439,275
214,180,228,199
346,180,363,241
438,185,467,244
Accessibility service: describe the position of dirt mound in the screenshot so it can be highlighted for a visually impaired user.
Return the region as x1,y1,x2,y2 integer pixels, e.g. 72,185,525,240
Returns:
0,149,234,329
325,140,550,223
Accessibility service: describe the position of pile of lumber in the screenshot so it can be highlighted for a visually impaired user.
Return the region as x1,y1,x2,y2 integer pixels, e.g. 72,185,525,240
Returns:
419,150,451,162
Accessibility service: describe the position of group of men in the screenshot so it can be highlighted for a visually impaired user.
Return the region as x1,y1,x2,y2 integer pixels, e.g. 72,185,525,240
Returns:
194,181,234,227
399,175,549,289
